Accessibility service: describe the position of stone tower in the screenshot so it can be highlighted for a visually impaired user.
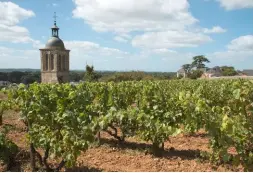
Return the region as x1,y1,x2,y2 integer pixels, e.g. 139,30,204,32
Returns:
40,13,70,83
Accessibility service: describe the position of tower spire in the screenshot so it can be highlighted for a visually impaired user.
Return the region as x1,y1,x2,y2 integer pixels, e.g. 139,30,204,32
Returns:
53,12,57,25
51,12,59,37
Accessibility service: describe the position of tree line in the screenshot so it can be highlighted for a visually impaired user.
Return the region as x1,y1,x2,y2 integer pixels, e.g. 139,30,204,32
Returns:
0,56,239,84
0,71,41,84
83,65,176,82
0,68,176,84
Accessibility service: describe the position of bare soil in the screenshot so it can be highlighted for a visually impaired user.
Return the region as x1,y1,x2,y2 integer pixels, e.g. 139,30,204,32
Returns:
1,109,243,172
0,92,7,100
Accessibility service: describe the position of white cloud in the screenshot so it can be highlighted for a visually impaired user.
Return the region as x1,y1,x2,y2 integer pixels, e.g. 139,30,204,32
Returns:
0,47,39,68
0,2,35,43
114,36,128,43
0,2,35,26
32,40,44,49
132,30,212,49
208,50,253,70
72,0,215,50
63,41,129,69
0,47,15,55
114,34,132,43
151,49,177,54
65,41,128,56
227,35,253,51
203,26,227,34
0,41,130,70
72,0,197,33
127,49,195,71
2,1,251,72
207,35,253,69
217,0,253,10
39,40,194,71
65,41,99,51
0,24,32,43
210,50,253,60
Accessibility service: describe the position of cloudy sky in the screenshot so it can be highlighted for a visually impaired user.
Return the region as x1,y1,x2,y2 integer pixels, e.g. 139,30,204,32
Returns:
0,0,252,72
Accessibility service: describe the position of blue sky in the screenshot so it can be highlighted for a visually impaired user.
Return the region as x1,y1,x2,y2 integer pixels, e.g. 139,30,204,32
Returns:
0,0,252,72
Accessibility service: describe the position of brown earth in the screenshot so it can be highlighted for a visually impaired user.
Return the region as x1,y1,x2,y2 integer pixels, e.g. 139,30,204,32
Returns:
0,92,7,100
1,109,243,172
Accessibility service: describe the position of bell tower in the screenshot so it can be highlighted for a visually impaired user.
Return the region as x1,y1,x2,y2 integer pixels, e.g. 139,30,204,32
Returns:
39,12,70,83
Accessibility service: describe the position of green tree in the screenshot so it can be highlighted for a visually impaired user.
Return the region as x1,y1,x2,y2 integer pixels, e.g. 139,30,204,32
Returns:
191,55,210,69
0,72,8,81
182,64,192,76
188,70,203,79
21,72,40,84
69,71,84,82
7,71,25,83
220,66,238,76
84,65,98,82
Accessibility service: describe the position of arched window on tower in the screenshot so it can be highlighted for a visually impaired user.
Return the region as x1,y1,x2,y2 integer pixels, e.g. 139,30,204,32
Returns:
58,55,61,71
43,54,46,71
50,54,54,70
64,55,68,71
66,55,68,71
62,55,65,71
45,54,49,71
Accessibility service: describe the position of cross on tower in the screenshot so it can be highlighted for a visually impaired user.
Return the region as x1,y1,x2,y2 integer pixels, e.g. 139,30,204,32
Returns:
53,12,57,25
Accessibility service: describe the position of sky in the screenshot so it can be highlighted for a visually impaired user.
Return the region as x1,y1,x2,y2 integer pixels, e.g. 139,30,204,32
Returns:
0,0,252,72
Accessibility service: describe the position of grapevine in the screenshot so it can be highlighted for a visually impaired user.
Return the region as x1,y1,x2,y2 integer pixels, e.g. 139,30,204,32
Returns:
2,79,253,171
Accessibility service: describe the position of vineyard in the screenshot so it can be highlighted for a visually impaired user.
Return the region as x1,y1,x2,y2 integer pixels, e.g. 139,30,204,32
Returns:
1,79,253,171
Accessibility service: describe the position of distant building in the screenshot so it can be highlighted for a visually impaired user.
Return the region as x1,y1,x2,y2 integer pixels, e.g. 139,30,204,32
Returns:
39,13,70,84
177,67,208,78
198,68,208,73
201,66,222,78
241,69,253,76
177,68,186,78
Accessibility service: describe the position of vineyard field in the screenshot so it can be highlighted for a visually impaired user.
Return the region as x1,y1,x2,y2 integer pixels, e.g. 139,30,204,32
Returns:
0,111,239,172
1,79,253,171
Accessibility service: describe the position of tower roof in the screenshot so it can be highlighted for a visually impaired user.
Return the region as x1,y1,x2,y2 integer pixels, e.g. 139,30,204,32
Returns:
51,24,59,30
44,12,65,50
45,37,65,50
